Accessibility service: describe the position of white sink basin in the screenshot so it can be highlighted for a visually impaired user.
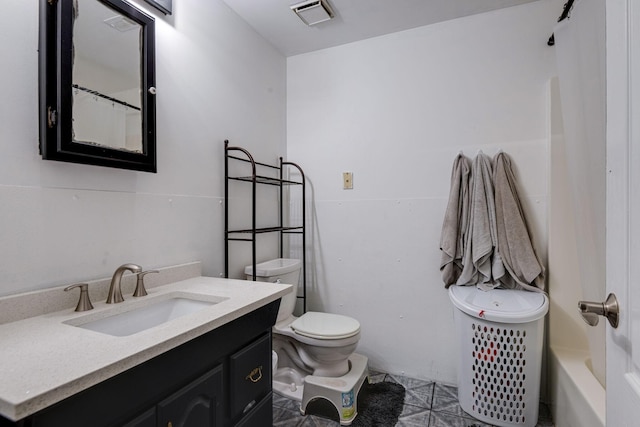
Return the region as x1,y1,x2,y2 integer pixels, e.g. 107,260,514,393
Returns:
67,295,224,337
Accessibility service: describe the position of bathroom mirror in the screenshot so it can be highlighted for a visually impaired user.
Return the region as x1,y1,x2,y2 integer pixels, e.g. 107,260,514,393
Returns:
39,0,157,172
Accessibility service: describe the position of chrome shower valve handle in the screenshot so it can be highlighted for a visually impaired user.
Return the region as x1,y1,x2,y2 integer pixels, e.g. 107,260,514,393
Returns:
578,293,619,328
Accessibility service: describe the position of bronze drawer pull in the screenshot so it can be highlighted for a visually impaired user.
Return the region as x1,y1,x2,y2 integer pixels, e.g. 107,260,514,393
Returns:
245,366,263,383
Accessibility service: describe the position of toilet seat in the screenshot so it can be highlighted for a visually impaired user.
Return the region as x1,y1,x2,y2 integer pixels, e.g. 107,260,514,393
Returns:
291,312,360,340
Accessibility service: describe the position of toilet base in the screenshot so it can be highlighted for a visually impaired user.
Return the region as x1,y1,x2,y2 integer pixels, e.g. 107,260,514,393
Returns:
273,353,369,426
273,367,305,401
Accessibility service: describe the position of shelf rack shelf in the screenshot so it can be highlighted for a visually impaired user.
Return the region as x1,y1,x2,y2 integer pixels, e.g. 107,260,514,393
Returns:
224,140,307,312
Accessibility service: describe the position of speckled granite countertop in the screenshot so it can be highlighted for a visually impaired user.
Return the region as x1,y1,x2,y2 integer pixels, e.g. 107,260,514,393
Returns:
0,276,291,421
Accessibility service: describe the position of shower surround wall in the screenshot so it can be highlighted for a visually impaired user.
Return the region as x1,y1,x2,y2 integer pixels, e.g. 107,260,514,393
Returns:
0,0,286,297
547,0,607,424
287,0,559,384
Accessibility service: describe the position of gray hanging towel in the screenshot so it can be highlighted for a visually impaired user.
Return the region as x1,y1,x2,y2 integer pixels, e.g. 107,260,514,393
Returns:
440,154,471,287
492,152,545,292
457,152,497,286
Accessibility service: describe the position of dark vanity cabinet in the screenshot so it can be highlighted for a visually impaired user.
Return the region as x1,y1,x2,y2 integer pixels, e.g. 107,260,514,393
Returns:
123,365,224,427
122,407,157,427
154,365,224,427
4,300,279,427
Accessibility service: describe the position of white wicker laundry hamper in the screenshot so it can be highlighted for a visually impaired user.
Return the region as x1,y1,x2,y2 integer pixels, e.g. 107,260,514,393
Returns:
449,286,549,427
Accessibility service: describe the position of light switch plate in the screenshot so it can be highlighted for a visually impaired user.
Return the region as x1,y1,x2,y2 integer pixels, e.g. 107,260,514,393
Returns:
343,172,353,189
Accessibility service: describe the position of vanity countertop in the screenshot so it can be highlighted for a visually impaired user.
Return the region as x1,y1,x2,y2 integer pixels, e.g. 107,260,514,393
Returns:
0,277,291,421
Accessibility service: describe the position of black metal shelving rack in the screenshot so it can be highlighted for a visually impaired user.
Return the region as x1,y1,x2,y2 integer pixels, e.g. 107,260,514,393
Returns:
224,140,307,313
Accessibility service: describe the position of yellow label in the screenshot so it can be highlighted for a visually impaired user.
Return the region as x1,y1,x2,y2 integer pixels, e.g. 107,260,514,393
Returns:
342,406,355,418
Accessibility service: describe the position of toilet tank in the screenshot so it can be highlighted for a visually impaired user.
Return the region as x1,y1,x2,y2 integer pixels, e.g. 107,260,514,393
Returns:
244,258,301,285
245,258,301,323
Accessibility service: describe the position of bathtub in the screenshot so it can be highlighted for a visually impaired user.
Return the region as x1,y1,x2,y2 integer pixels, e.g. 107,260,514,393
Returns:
549,346,605,427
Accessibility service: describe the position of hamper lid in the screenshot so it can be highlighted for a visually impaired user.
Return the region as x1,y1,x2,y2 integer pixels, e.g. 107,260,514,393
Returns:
448,286,548,323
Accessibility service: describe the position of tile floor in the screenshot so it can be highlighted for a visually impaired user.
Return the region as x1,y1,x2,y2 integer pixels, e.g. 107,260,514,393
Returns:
273,371,554,427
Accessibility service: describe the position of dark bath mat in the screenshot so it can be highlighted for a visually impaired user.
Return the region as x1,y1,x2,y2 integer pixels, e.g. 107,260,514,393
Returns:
304,380,406,426
352,381,406,426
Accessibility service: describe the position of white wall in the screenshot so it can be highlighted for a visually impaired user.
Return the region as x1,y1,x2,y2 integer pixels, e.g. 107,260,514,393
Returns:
287,1,558,383
0,0,286,297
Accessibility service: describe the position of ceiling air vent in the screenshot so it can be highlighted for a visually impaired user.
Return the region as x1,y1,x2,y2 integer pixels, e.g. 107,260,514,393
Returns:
290,0,334,26
103,15,138,32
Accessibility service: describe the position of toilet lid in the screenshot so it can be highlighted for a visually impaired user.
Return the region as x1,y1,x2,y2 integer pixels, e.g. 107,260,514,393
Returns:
290,312,360,340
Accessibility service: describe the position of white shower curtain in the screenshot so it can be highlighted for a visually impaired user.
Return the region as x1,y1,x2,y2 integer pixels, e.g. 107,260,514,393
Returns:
72,91,128,149
553,0,606,385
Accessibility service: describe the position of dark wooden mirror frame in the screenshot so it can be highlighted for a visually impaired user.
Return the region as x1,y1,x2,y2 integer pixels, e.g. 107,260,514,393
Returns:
39,0,157,173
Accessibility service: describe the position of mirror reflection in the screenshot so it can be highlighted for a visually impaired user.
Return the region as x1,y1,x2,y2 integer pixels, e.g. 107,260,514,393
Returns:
72,0,143,152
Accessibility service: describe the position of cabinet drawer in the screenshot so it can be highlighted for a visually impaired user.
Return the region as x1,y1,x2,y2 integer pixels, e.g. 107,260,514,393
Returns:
229,333,271,420
234,393,272,427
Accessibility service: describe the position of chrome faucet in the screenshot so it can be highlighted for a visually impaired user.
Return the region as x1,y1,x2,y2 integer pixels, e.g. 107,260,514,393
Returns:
107,263,142,304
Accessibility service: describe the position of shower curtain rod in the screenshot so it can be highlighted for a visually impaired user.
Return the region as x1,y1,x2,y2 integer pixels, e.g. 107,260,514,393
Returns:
72,84,141,111
547,0,576,46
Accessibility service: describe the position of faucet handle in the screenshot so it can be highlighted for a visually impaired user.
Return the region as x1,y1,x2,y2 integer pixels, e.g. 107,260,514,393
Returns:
64,283,94,312
133,270,159,297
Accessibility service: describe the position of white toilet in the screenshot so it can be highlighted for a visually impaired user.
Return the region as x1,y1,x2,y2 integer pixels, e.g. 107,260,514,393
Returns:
245,258,368,425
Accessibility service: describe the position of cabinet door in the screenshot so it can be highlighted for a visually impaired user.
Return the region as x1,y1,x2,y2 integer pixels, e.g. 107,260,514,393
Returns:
157,365,224,427
121,407,156,427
